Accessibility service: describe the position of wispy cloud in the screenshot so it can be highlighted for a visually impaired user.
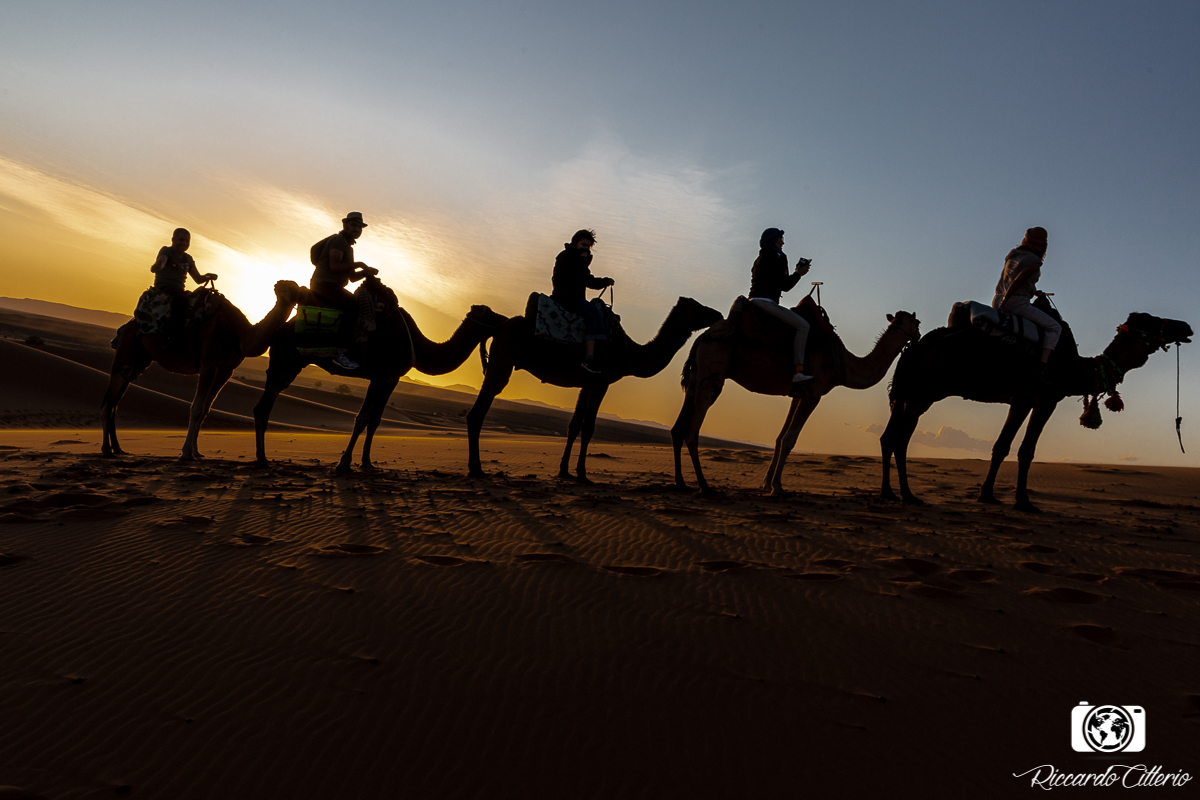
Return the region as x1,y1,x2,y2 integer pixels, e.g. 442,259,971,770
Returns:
861,422,992,452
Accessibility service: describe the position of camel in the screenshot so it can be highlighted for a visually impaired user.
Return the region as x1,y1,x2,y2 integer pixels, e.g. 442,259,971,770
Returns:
466,295,723,482
102,280,302,460
253,276,506,472
672,305,921,495
880,301,1192,511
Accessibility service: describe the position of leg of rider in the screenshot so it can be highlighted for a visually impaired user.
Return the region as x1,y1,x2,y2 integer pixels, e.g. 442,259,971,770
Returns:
580,299,606,371
750,298,812,379
1004,298,1062,364
311,282,361,368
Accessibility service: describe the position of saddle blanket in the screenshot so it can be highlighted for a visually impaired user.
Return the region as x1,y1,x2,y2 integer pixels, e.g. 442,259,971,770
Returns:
532,294,608,345
963,301,1041,344
293,305,343,357
131,286,216,337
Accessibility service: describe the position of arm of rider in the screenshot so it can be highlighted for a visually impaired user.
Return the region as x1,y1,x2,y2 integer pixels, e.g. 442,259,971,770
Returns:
150,248,167,274
794,258,812,278
187,263,217,284
348,262,378,283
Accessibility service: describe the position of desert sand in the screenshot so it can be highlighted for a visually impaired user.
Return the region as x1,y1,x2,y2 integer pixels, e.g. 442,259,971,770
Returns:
1,429,1198,799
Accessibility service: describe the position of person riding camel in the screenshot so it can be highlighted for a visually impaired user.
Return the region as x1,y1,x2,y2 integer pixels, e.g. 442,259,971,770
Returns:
551,229,613,374
748,227,814,383
309,211,378,370
150,228,216,344
991,226,1062,370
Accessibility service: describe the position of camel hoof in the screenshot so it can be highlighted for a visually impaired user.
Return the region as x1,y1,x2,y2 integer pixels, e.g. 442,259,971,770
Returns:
977,492,1001,505
468,469,487,479
335,463,353,475
557,469,574,481
574,474,594,485
361,462,378,473
698,486,718,497
254,458,271,469
1014,500,1041,513
901,494,925,506
879,489,899,502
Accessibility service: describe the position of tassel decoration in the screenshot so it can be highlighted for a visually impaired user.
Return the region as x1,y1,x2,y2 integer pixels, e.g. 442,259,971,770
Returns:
1080,396,1103,429
1104,392,1124,413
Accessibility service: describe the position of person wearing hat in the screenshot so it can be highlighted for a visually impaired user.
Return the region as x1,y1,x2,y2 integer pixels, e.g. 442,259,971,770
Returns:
748,228,814,383
991,226,1061,368
309,211,378,370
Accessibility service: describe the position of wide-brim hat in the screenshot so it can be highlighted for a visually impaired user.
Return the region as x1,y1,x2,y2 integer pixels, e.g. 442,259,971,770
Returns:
343,211,368,227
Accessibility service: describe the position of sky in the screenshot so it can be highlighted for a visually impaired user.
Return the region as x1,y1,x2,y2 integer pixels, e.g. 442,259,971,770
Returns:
1,0,1198,466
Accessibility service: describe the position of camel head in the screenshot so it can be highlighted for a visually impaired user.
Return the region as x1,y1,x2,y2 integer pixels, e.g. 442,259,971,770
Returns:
885,311,921,343
674,296,725,332
467,304,508,330
1121,313,1192,349
273,280,303,305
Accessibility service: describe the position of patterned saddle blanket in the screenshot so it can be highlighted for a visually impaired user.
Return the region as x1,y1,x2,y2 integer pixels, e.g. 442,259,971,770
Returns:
123,286,219,338
948,301,1042,349
528,293,612,345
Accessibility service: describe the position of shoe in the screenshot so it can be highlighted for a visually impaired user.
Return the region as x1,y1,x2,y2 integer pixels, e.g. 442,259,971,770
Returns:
333,352,360,370
581,358,601,374
791,371,814,383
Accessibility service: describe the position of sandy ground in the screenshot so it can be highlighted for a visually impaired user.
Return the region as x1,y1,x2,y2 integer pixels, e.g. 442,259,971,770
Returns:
1,430,1198,799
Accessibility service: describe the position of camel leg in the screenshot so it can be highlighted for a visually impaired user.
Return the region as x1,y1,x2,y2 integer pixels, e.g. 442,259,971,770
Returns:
466,351,513,478
978,401,1034,504
1013,400,1059,513
573,381,609,484
181,364,234,461
670,391,698,490
558,386,591,480
885,399,933,505
101,335,151,457
681,375,725,495
879,402,904,501
253,362,301,468
764,395,821,497
354,376,400,472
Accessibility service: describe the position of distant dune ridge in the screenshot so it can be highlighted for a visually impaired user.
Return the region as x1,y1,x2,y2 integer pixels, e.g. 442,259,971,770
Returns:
0,296,130,329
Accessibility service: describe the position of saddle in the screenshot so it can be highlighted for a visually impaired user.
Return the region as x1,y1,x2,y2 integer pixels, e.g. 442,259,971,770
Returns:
948,300,1042,352
728,295,834,360
527,292,615,346
294,282,384,358
129,285,219,337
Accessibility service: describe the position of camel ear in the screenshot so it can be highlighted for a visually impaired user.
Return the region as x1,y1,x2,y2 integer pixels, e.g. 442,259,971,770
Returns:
887,313,895,322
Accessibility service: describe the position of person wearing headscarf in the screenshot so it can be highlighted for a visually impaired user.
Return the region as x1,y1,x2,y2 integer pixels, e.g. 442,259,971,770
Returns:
992,226,1062,367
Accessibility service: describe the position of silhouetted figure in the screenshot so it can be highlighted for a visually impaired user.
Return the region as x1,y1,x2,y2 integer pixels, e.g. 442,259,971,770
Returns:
748,228,813,383
309,211,378,370
992,226,1062,368
551,229,613,373
150,228,216,343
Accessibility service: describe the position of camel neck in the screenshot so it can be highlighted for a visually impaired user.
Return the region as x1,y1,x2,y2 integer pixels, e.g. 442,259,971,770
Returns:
840,323,911,390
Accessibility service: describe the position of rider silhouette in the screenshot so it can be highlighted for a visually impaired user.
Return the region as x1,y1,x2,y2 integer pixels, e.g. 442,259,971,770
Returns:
551,229,613,373
150,228,216,344
748,228,813,383
309,211,378,370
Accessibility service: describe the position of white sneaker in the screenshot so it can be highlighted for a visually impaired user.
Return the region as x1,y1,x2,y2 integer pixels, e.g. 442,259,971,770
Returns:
333,352,360,370
792,371,813,383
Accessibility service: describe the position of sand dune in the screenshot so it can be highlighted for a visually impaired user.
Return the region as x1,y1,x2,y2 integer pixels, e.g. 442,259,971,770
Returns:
0,431,1197,798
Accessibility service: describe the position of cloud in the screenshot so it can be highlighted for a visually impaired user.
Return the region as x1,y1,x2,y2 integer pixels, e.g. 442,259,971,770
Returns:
859,422,992,452
1119,454,1138,461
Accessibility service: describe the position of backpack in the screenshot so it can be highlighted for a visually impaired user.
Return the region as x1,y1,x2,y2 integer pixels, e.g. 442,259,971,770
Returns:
310,235,333,267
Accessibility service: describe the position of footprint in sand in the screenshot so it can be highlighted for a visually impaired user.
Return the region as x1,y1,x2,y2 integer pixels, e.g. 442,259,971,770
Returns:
698,560,748,573
0,553,28,567
516,552,571,563
1071,624,1122,647
1025,587,1105,604
312,544,388,558
784,572,841,581
908,583,966,600
1065,572,1107,583
814,558,857,571
879,556,942,576
602,565,662,577
949,569,996,582
1021,562,1062,575
1019,544,1060,554
227,533,273,547
1115,567,1200,591
414,555,465,566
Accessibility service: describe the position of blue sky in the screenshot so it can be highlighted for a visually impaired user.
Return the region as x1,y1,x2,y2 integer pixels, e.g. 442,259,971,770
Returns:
1,0,1197,464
